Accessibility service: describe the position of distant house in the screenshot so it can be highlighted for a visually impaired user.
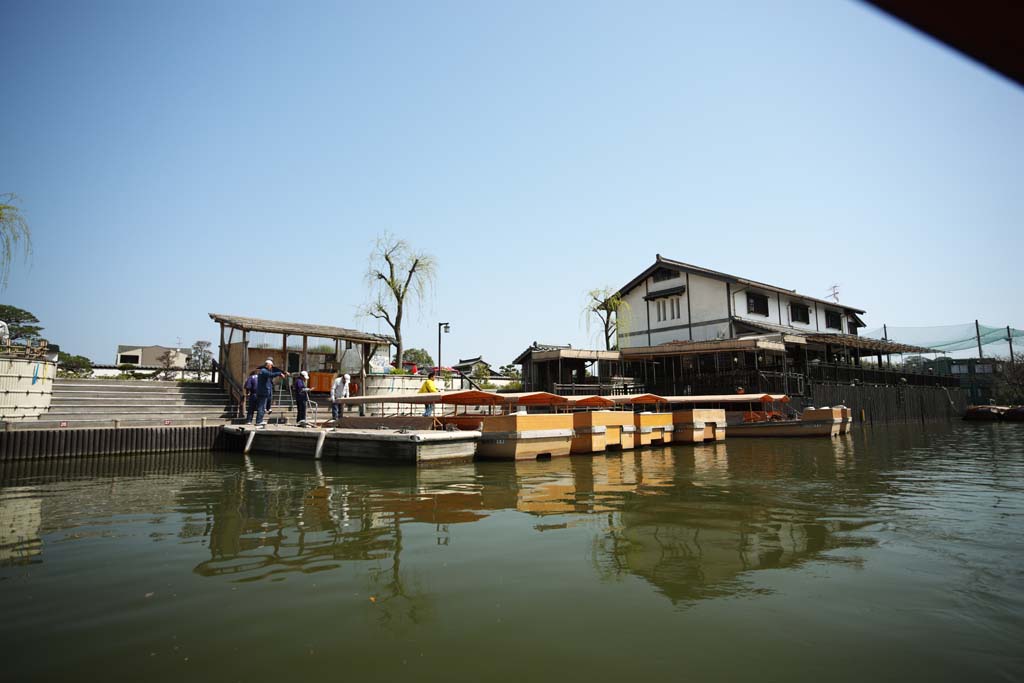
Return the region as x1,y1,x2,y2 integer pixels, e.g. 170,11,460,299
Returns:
115,345,190,368
452,356,500,378
452,356,515,388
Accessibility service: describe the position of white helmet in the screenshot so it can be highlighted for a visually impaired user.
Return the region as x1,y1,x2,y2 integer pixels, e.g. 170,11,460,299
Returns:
300,370,309,379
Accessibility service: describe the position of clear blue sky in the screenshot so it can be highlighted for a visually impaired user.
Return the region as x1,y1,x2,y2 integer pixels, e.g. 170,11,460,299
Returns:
2,0,1022,365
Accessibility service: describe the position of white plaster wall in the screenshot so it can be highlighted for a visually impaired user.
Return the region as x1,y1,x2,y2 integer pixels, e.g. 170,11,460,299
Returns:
687,273,728,323
619,284,650,349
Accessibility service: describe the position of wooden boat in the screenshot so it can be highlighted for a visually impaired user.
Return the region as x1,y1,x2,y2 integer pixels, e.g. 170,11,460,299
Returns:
605,394,673,446
963,405,1009,421
837,405,853,434
1003,406,1024,422
333,390,575,460
663,393,840,438
565,396,615,454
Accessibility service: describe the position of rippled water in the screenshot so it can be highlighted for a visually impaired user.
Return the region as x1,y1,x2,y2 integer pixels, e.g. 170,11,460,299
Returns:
1,423,1022,682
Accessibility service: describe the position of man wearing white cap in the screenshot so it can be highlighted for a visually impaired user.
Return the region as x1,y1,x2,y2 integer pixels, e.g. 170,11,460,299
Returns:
255,358,288,427
294,370,311,425
330,373,350,421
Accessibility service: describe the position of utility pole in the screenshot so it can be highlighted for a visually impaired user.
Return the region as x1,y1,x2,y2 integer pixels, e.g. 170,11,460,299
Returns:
975,320,984,358
1009,325,1016,363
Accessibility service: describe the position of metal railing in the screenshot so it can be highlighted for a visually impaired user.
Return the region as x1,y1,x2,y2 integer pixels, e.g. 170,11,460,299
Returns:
553,382,646,396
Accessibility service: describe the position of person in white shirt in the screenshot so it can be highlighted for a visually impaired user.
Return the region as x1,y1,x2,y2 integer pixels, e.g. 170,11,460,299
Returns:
330,373,350,421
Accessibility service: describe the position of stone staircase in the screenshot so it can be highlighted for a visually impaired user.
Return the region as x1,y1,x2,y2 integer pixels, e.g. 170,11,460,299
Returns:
36,379,239,428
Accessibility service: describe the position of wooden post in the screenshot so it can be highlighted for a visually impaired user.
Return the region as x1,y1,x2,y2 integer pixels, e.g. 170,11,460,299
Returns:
241,329,249,381
218,323,225,388
282,334,288,369
359,343,368,416
1008,326,1015,363
975,320,984,358
302,335,308,372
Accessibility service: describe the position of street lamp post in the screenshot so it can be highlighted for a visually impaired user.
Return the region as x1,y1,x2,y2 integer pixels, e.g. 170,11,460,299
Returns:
438,322,450,381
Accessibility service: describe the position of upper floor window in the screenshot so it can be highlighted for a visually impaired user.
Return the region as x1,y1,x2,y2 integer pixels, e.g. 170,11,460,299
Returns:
670,297,681,320
746,292,769,316
656,299,666,322
119,354,140,365
652,268,679,283
825,310,843,330
790,303,810,324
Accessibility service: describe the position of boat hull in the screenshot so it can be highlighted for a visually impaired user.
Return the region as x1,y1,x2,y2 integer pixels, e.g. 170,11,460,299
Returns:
726,419,838,438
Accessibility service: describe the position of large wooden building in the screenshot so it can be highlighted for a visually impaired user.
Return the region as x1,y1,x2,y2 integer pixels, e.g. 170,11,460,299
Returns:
517,256,958,404
612,255,954,396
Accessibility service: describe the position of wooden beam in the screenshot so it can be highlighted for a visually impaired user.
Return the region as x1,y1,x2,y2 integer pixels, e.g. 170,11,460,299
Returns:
218,323,225,387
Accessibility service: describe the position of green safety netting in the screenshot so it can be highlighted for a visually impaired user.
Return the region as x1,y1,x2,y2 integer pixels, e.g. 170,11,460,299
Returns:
862,323,1023,353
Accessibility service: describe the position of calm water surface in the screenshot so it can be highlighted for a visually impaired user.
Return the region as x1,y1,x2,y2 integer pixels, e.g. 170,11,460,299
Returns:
1,423,1022,682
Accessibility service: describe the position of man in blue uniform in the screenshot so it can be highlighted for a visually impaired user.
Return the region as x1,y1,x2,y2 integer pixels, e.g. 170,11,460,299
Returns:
255,359,288,427
243,368,259,423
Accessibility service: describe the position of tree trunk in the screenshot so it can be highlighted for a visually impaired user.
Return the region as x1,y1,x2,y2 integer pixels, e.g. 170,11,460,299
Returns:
393,300,404,368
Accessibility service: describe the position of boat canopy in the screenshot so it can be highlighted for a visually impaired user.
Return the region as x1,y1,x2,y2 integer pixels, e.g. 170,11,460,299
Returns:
662,393,790,405
498,391,570,406
563,395,616,408
608,393,667,405
333,389,506,406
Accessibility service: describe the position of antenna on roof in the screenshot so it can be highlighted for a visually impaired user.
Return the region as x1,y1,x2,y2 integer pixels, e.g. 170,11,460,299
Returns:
826,285,840,303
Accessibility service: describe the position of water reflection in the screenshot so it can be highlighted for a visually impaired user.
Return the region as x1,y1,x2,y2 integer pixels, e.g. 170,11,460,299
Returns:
0,434,887,610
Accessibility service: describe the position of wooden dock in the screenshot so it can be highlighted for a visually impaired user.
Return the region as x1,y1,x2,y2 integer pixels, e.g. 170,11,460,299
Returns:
221,424,481,465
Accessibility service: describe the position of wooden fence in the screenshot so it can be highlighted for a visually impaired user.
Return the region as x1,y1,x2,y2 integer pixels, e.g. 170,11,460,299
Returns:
808,383,966,424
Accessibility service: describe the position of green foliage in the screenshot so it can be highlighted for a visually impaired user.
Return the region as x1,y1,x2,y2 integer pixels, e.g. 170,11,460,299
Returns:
402,347,434,368
498,381,523,392
0,304,43,343
477,379,497,390
498,364,521,380
57,351,93,378
187,340,213,380
0,194,32,289
470,363,491,381
582,286,630,351
389,367,411,375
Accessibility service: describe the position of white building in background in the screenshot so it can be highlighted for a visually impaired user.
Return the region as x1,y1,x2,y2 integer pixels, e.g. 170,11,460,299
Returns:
615,254,867,348
114,345,190,368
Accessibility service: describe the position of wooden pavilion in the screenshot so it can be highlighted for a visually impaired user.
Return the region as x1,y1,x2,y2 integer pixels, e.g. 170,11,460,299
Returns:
209,313,393,408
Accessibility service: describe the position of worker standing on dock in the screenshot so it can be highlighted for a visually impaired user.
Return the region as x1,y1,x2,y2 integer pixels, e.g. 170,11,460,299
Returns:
244,369,259,423
330,373,350,421
255,359,288,427
294,370,310,425
419,371,440,417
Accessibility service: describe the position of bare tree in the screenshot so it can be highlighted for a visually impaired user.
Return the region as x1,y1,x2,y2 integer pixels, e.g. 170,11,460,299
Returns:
359,234,436,367
0,194,32,289
582,287,630,351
